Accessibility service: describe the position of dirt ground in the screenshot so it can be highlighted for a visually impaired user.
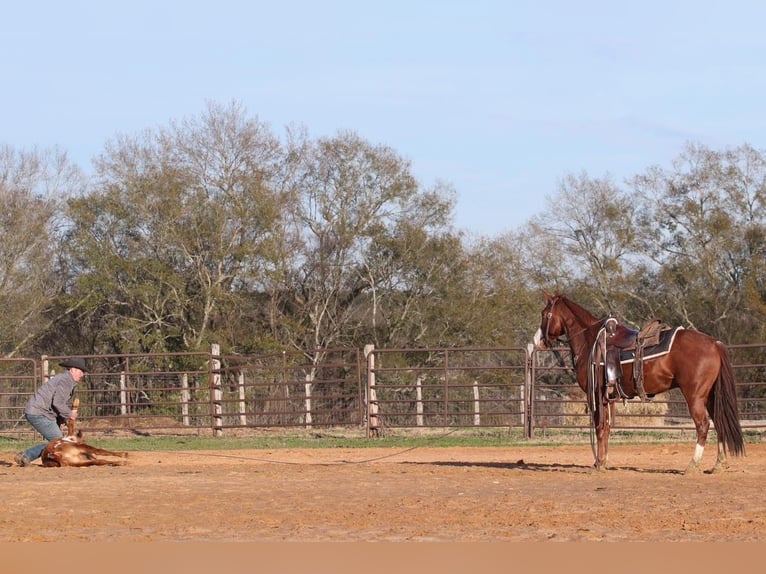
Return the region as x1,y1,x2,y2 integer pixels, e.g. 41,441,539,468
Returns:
1,441,765,543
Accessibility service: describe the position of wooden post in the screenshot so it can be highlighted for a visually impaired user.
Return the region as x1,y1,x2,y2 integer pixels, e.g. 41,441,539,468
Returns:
304,372,313,429
181,373,190,426
364,345,379,437
282,351,288,427
211,344,223,436
416,375,424,427
473,380,480,426
238,371,247,426
525,343,533,437
120,372,128,416
41,356,51,385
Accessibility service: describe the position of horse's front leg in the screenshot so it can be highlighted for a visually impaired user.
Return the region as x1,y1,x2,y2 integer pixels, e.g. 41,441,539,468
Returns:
594,401,613,471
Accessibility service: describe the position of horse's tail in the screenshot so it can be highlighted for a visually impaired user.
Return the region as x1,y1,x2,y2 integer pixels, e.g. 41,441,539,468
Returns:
713,342,745,457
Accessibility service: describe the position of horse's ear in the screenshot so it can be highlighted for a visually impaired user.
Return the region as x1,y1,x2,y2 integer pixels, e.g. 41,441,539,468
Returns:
542,291,553,302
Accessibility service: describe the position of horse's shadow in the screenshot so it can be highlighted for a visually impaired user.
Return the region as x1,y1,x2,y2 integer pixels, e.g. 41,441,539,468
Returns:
403,460,684,475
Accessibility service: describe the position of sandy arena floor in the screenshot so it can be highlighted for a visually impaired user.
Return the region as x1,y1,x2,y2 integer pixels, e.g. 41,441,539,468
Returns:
1,442,765,543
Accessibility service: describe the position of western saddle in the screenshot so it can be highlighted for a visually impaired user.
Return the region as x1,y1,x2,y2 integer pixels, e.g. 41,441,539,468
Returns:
603,317,671,401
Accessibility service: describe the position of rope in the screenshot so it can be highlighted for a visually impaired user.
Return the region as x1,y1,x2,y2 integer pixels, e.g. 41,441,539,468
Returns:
165,428,463,466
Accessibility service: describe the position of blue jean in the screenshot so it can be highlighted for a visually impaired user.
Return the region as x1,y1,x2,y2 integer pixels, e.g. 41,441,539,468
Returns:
21,414,63,462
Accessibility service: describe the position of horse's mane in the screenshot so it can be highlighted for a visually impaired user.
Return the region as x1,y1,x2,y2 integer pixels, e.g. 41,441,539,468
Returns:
554,293,600,327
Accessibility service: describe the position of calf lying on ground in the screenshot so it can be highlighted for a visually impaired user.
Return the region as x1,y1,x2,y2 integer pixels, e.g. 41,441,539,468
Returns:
41,421,128,467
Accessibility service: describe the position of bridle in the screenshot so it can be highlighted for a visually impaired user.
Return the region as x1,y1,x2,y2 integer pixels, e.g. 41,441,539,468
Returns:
541,296,590,348
541,296,562,347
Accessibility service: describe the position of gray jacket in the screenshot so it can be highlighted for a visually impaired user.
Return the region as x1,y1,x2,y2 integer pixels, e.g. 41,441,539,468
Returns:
24,371,77,421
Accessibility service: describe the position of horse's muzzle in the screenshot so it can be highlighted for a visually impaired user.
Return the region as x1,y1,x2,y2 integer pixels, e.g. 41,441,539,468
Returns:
533,328,548,349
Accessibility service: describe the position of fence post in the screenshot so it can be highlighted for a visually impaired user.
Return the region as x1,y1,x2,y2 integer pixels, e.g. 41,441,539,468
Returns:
120,372,128,416
41,356,50,384
238,371,247,426
473,380,480,426
443,350,450,426
364,344,379,437
304,372,313,429
211,343,223,436
526,344,533,438
416,375,424,427
282,351,288,427
181,373,190,426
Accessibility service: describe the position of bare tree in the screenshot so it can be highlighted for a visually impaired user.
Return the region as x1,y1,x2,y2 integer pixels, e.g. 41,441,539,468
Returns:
0,145,84,356
631,143,749,337
64,101,286,353
270,129,447,351
528,171,639,319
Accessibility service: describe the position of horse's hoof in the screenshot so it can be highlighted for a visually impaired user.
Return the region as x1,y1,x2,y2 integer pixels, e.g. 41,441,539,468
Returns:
684,462,702,475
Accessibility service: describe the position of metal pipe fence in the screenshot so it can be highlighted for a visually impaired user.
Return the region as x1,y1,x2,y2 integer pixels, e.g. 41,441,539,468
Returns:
1,343,765,439
363,346,529,436
528,343,766,437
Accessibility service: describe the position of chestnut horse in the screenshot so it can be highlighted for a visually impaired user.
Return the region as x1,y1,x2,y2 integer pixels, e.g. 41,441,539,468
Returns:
533,292,744,473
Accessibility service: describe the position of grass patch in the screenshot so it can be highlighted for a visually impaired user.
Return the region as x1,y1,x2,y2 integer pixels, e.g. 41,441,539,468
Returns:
0,428,540,452
2,426,761,453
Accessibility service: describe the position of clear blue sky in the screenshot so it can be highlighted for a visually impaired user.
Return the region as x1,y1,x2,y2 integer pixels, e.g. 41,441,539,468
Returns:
3,1,765,236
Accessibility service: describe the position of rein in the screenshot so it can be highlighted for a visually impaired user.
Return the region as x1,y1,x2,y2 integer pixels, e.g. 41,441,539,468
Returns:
545,296,608,461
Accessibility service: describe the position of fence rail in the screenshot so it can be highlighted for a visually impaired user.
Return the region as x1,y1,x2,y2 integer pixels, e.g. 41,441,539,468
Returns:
1,343,765,440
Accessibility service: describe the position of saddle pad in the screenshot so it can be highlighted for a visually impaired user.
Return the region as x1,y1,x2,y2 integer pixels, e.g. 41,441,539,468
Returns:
618,326,683,364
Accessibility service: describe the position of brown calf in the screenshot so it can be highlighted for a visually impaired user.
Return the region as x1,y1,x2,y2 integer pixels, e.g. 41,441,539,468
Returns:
41,431,129,467
41,411,128,467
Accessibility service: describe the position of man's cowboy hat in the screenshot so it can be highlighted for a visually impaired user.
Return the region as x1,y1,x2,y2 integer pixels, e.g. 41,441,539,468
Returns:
59,357,88,372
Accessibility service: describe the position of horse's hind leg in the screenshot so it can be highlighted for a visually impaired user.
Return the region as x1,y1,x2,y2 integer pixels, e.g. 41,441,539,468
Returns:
712,441,730,473
685,399,710,474
707,393,731,474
